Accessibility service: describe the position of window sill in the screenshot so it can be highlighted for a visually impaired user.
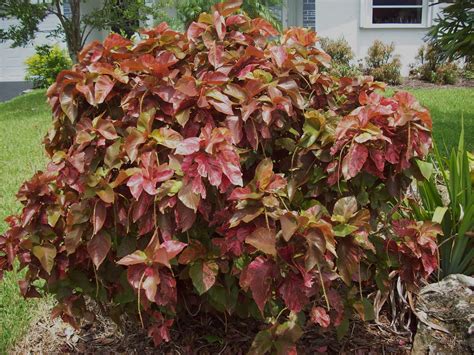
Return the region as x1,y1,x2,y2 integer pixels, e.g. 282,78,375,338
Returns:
360,23,430,29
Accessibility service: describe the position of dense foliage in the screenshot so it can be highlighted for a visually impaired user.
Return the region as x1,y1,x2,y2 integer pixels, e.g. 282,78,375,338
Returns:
25,45,72,89
175,0,282,30
410,45,460,85
364,40,402,85
319,37,361,78
409,126,474,277
427,0,473,61
0,1,439,350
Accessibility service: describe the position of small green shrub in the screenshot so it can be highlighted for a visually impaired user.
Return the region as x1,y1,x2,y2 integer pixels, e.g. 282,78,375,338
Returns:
410,45,460,85
320,37,361,77
331,62,362,77
433,62,459,84
364,40,402,85
25,45,72,88
320,37,354,66
462,59,474,80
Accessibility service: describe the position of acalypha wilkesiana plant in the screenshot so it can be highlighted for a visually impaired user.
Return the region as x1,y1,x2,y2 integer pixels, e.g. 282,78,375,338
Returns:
0,0,440,351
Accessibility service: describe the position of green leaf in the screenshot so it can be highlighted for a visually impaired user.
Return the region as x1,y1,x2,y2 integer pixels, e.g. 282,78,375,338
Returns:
68,269,95,293
353,298,375,321
176,108,191,127
333,223,358,237
416,159,434,180
202,334,223,345
96,184,115,203
189,260,219,295
332,196,358,223
137,108,155,133
32,243,57,274
47,206,61,227
336,316,349,340
432,206,448,224
248,328,273,355
104,139,122,168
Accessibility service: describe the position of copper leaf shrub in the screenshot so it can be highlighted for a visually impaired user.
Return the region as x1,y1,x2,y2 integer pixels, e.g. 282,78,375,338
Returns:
0,1,439,350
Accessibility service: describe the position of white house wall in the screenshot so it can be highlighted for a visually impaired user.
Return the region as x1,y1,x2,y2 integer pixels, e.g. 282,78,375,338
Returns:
315,0,440,76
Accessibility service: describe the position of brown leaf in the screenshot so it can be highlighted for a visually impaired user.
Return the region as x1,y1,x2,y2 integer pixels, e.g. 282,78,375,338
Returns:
245,227,276,257
280,212,299,241
92,199,107,235
87,231,111,268
32,243,57,274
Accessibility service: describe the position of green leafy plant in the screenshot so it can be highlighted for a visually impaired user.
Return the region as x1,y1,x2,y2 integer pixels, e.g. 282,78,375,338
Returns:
25,44,72,88
364,40,401,85
320,37,354,66
410,45,460,85
320,36,361,78
463,60,474,80
410,123,474,277
176,0,283,30
0,1,438,351
427,0,473,61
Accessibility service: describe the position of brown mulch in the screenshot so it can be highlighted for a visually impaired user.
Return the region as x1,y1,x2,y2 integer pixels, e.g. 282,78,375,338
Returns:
393,78,474,89
13,301,411,354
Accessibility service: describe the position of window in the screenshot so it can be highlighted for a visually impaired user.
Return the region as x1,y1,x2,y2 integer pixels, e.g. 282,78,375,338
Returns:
360,0,432,28
303,0,316,31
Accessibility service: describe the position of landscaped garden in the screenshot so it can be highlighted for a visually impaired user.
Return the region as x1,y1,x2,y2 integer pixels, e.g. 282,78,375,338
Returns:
0,1,473,353
0,71,472,355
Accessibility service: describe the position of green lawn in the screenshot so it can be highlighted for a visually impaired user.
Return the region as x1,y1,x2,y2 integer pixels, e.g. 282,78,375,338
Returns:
0,90,50,354
388,87,474,152
0,87,472,352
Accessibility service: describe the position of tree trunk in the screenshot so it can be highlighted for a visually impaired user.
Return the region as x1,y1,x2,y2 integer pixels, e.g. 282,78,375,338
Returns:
53,0,82,63
68,0,82,63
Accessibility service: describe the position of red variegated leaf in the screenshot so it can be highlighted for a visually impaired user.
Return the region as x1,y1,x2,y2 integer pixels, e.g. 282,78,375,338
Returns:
117,250,148,266
310,306,330,328
92,199,107,235
342,143,368,180
189,259,219,295
208,42,224,68
94,75,114,104
175,138,200,155
125,129,146,163
161,240,187,260
240,257,275,314
280,212,299,242
87,231,111,268
279,272,309,312
178,182,200,212
213,0,242,16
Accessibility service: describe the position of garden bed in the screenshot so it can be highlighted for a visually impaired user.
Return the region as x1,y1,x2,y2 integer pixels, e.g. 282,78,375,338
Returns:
394,78,474,89
14,301,411,354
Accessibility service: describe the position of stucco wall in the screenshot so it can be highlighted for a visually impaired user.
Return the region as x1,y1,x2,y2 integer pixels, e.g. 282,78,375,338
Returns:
315,0,440,76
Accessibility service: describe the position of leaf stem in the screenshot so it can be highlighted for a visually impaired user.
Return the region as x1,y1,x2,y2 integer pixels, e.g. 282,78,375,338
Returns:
316,261,330,310
138,269,147,329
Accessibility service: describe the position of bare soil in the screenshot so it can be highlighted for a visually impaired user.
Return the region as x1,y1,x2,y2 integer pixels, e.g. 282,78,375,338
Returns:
393,78,474,89
13,301,411,354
